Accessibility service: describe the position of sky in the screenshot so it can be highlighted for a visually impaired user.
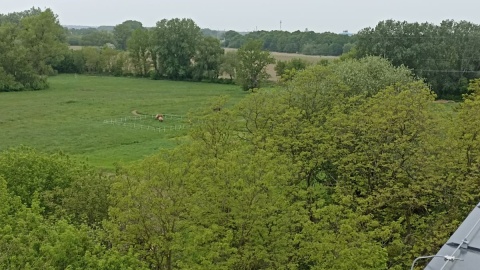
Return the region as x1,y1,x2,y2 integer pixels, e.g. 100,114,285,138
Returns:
2,0,480,33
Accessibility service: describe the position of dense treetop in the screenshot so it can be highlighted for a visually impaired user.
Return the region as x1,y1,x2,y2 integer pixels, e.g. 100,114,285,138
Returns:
0,8,67,91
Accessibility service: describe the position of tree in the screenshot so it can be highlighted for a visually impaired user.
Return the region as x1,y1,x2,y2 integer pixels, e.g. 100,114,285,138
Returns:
0,147,110,225
153,18,201,80
113,20,143,50
106,150,196,270
0,8,66,91
20,8,67,76
274,58,309,81
0,179,144,269
127,28,151,77
81,30,115,47
0,23,41,91
223,30,245,48
192,36,224,81
220,51,238,80
0,7,42,24
331,56,415,97
235,58,441,268
235,40,274,90
82,47,102,73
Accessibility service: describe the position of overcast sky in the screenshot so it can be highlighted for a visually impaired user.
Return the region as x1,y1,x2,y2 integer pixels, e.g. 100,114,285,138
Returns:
2,0,480,33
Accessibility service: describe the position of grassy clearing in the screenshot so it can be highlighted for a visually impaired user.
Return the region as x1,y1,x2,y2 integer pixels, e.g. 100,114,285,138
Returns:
0,75,246,169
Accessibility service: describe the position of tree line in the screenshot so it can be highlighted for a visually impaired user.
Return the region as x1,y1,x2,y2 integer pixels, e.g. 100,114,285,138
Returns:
66,26,116,47
0,8,275,92
5,7,480,99
58,18,480,98
355,19,480,99
223,29,355,56
4,57,480,269
65,22,354,57
56,19,276,90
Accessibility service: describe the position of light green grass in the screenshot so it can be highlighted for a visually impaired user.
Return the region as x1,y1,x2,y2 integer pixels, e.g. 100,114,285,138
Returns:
0,75,246,169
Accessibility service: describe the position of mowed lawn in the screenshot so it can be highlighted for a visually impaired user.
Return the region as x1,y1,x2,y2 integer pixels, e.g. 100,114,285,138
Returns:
0,75,246,169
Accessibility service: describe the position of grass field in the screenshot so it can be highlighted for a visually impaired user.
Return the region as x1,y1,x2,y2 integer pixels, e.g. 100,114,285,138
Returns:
0,75,246,169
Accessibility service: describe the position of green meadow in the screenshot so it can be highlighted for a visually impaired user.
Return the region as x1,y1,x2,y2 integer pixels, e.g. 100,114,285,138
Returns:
0,75,246,168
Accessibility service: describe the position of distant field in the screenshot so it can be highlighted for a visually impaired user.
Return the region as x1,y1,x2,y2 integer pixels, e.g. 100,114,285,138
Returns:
0,75,246,169
224,48,338,80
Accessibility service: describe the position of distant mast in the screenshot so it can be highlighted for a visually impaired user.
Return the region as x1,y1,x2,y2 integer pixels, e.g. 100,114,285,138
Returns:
280,20,282,31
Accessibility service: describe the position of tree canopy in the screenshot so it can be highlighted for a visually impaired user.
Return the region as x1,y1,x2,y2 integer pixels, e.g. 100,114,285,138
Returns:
0,8,67,91
235,40,275,90
355,19,480,99
113,20,143,50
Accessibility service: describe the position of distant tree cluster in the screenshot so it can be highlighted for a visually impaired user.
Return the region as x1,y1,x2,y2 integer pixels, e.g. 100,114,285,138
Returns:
58,19,227,82
355,19,480,99
0,8,67,91
58,18,278,90
223,30,355,56
66,27,116,47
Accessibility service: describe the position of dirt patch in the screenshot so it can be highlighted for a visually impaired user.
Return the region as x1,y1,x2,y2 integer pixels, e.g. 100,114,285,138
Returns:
69,46,83,51
224,48,336,63
433,100,455,104
131,110,142,116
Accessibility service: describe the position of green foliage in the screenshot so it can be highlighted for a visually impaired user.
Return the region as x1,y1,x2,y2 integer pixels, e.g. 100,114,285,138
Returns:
106,151,194,269
114,20,143,50
0,8,66,91
192,36,225,81
331,56,415,97
153,18,202,80
233,59,472,268
223,30,245,48
275,58,309,76
67,28,116,47
220,51,238,80
356,19,480,99
55,46,126,75
20,9,67,75
236,40,275,90
81,30,115,47
224,30,353,56
127,28,151,77
0,7,43,24
299,205,388,270
0,147,110,225
0,146,148,269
